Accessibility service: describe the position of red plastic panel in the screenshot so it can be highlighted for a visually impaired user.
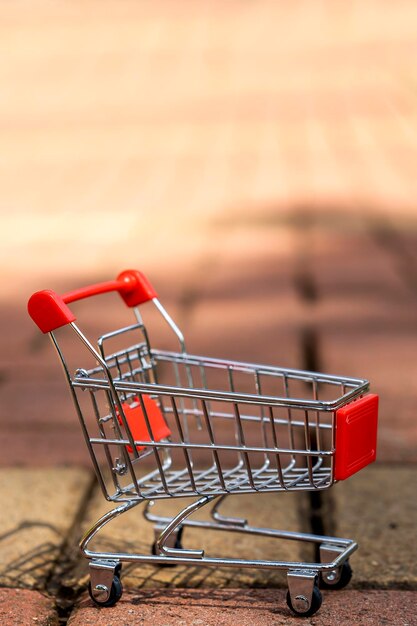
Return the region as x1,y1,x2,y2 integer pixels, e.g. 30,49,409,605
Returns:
334,394,378,481
118,395,171,452
28,290,76,334
117,270,158,307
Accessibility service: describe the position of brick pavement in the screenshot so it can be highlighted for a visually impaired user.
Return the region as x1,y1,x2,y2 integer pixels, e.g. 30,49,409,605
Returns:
66,589,417,626
0,588,58,626
1,0,417,623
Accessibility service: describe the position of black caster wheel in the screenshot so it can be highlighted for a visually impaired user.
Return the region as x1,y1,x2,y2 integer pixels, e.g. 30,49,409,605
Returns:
88,574,123,607
286,583,322,617
320,560,353,590
151,525,184,567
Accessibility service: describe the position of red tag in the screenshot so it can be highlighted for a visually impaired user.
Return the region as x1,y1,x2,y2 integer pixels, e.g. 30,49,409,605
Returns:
117,395,171,452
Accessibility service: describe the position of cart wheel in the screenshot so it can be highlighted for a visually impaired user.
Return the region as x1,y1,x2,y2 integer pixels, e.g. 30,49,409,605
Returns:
151,526,184,566
88,575,123,607
286,583,322,617
320,560,352,590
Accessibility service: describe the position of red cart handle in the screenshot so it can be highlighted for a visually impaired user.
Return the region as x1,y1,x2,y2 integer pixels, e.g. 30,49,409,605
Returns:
28,269,158,333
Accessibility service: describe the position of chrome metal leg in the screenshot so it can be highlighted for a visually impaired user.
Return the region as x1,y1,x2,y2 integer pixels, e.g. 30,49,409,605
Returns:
89,559,121,604
155,496,215,558
80,500,140,558
210,494,247,527
287,570,321,616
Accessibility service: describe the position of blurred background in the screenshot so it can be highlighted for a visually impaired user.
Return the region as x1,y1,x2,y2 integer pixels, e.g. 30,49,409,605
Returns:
1,0,417,466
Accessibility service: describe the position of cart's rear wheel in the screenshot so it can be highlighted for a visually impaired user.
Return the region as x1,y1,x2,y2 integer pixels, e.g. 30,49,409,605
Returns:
88,575,123,607
286,583,322,617
320,560,352,590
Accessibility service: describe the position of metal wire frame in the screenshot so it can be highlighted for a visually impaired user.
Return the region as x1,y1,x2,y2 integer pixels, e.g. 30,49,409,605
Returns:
63,332,368,503
47,293,367,613
48,288,368,509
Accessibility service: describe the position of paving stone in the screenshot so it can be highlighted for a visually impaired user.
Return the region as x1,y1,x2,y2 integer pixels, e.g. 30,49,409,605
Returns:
178,227,303,367
310,228,414,302
331,466,417,588
64,489,311,593
67,588,417,626
0,468,92,588
186,296,302,367
307,227,417,333
2,381,78,429
0,588,58,626
0,429,91,468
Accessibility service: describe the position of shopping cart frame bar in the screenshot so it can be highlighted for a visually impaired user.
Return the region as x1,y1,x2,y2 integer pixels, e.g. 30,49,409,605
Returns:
80,495,358,610
73,372,369,411
80,497,358,568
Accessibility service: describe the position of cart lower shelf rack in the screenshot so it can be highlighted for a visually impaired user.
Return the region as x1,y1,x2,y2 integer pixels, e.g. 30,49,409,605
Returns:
28,269,378,617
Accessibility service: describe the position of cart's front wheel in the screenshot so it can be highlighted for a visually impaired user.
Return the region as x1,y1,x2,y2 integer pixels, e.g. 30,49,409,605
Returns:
320,560,352,590
286,584,322,617
88,575,123,607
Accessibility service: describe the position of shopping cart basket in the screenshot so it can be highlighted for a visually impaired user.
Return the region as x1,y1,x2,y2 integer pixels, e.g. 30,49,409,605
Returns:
28,269,378,617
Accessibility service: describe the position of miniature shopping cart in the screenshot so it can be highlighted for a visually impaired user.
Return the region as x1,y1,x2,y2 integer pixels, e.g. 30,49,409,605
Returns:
28,269,378,617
